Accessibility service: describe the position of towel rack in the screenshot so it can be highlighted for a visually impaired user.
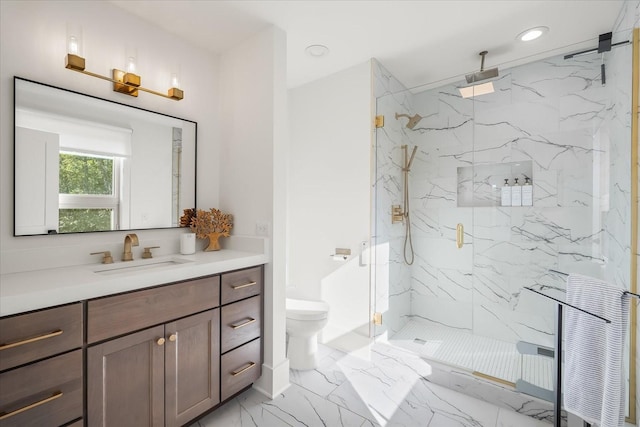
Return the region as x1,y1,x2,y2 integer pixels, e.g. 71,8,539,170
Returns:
549,269,640,299
529,270,640,427
523,285,612,427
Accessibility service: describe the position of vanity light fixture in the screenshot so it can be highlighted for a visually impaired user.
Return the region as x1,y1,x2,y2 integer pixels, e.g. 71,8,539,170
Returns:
64,28,183,101
517,26,549,42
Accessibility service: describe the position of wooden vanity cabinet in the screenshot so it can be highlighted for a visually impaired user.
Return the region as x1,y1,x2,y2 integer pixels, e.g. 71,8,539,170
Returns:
0,303,83,427
87,275,221,427
87,309,220,427
1,264,263,427
219,266,263,401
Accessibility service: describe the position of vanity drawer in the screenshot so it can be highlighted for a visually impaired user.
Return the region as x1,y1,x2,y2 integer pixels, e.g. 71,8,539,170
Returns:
87,275,220,344
221,338,261,401
0,349,83,427
221,266,262,305
221,295,261,354
0,303,82,372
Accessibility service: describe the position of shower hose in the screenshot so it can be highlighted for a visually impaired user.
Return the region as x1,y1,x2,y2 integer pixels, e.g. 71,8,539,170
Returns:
403,167,415,265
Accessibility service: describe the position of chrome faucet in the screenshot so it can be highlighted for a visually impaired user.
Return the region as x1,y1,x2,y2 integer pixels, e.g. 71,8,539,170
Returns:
122,233,139,261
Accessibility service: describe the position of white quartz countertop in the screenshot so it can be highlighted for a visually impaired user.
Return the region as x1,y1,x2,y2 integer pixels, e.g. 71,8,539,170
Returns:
0,250,268,317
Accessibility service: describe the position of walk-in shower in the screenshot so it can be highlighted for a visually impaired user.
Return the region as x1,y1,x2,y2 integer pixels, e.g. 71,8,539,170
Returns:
372,29,635,421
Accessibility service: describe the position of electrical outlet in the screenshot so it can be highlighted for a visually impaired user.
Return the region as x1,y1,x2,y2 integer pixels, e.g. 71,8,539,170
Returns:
256,221,269,236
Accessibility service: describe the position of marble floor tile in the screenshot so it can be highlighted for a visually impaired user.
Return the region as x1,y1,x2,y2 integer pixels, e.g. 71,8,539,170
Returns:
193,343,553,427
497,408,553,427
289,348,348,397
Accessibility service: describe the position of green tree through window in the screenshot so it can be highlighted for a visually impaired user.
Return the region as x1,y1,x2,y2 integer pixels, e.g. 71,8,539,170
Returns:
58,153,116,233
59,153,113,195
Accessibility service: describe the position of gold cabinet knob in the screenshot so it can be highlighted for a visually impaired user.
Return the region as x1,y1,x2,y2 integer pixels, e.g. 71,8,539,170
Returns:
169,334,177,342
157,337,166,346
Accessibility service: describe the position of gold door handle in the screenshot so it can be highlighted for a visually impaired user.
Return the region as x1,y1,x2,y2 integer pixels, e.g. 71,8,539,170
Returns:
0,329,63,351
456,223,464,249
231,318,256,329
231,362,256,376
157,338,166,346
168,334,177,342
0,391,63,420
232,281,257,290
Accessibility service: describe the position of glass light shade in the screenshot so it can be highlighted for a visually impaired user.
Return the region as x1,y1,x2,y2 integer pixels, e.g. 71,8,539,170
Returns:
126,56,137,74
66,24,83,56
124,47,138,74
170,73,181,89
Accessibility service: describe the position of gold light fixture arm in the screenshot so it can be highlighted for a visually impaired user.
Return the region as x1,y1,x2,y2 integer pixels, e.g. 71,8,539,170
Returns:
65,54,183,100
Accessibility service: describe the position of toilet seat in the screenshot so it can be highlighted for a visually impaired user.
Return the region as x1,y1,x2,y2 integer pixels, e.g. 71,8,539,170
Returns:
286,298,329,321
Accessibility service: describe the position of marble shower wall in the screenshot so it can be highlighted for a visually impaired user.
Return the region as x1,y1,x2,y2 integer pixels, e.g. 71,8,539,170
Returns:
373,39,633,353
409,48,633,349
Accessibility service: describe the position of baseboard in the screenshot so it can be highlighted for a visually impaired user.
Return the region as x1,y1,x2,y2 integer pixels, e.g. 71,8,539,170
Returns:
253,358,291,399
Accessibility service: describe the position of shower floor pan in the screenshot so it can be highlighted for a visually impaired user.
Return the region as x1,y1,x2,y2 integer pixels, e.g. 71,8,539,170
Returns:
389,319,553,391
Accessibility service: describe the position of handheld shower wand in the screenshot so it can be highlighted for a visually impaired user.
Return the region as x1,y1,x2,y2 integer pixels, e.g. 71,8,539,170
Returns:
401,145,417,265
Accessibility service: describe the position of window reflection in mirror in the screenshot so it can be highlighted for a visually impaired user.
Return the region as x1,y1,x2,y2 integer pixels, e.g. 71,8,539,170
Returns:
13,77,197,236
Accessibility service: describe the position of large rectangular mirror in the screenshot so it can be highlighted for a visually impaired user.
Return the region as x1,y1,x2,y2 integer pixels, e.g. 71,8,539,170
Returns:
14,77,196,236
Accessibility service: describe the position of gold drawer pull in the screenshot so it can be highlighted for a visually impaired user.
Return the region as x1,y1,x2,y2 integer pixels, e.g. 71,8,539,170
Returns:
231,362,256,377
0,329,63,351
0,391,63,420
231,281,257,290
231,318,256,329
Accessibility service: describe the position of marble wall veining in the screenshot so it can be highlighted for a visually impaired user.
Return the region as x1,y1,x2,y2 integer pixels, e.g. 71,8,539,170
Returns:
373,33,634,375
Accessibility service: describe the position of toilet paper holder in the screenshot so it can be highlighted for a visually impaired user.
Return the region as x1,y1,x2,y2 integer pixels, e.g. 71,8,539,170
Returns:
330,248,351,260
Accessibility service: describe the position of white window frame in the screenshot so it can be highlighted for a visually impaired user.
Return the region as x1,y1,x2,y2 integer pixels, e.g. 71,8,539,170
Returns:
58,151,123,230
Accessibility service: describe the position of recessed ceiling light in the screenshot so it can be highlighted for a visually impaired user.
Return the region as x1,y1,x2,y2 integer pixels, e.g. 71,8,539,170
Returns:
517,26,549,42
305,44,329,58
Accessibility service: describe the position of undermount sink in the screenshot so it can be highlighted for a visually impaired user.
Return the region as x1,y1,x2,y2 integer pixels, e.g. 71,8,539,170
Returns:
92,257,193,275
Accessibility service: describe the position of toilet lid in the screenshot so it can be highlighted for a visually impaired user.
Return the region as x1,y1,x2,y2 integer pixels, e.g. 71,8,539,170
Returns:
286,298,329,321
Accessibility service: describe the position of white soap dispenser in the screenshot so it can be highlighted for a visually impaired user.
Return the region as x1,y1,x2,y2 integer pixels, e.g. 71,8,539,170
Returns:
501,179,512,206
511,177,522,206
522,177,533,206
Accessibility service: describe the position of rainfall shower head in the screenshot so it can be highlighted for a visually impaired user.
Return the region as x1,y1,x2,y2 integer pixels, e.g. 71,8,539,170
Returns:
395,113,423,129
465,51,499,84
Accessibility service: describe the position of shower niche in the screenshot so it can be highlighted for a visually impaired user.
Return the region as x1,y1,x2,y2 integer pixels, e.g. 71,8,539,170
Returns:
457,160,533,207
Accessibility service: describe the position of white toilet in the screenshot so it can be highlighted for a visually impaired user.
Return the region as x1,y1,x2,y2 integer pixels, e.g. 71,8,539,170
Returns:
286,298,330,370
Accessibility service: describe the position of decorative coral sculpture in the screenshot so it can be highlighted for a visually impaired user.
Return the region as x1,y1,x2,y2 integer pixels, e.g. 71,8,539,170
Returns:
189,208,233,251
179,208,195,228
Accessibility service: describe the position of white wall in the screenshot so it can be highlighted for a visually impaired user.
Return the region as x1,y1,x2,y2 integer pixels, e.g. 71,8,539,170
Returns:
288,61,373,347
218,26,289,397
0,0,219,272
129,122,173,228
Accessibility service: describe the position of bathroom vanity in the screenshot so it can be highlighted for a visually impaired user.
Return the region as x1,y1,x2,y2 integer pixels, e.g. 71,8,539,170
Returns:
0,251,266,427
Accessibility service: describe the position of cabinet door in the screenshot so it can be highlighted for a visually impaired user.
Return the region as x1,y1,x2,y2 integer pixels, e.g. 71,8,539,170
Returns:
87,326,165,427
165,309,220,427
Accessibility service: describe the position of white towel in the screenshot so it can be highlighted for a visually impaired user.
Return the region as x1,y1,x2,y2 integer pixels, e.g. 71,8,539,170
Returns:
564,274,629,427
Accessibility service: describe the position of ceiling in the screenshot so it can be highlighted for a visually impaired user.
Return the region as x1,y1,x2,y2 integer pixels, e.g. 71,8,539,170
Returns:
110,1,628,91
